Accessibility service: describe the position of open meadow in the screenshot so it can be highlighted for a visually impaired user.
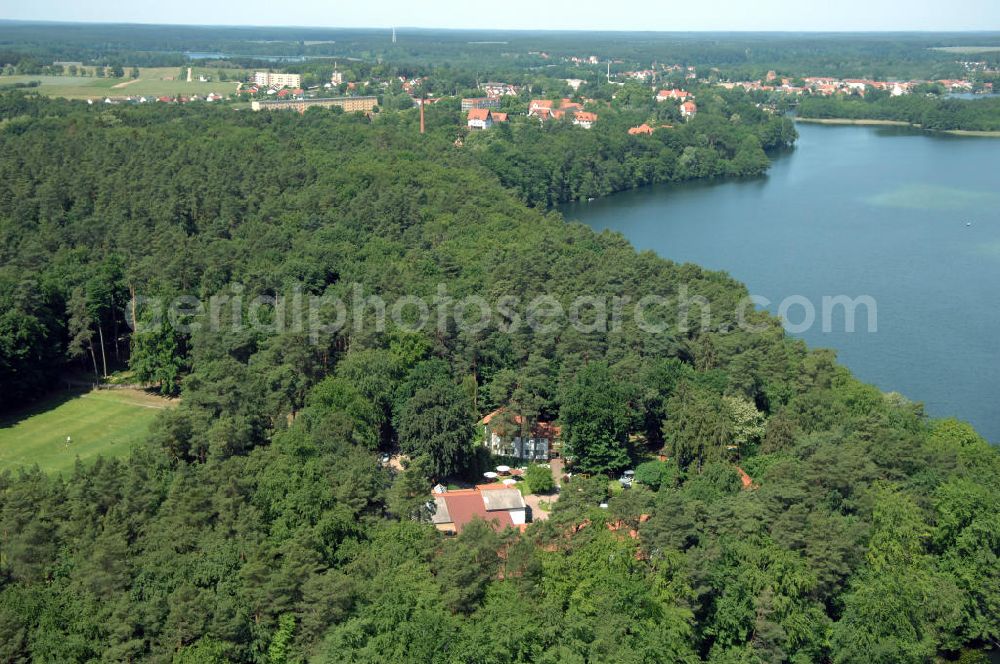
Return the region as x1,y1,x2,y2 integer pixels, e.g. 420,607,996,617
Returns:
0,66,246,99
0,388,175,475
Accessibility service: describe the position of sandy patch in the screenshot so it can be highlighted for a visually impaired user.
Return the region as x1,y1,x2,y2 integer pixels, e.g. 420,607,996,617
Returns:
111,78,142,89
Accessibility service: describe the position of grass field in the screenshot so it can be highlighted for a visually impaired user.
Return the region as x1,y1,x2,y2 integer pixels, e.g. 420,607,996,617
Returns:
0,66,247,100
0,388,176,476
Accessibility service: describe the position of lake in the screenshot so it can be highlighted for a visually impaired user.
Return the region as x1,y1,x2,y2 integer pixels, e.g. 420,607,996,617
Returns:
562,123,1000,442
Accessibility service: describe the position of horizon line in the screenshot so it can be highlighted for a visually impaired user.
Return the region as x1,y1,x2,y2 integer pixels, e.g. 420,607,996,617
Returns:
2,18,1000,34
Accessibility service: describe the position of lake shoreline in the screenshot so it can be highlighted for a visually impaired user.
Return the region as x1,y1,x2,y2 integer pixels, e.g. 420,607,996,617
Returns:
796,117,912,127
795,116,1000,137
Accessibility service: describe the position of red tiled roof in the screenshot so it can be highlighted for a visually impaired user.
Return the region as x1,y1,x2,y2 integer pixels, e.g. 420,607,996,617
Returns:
574,111,598,122
467,108,492,121
481,408,562,438
736,466,757,490
439,490,514,533
629,123,654,135
492,112,508,122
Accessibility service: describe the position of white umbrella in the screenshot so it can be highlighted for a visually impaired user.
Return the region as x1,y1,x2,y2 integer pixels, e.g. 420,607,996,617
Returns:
496,465,511,474
483,471,498,479
502,478,517,486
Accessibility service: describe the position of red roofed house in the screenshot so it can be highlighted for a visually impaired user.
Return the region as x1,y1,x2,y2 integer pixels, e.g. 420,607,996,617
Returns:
573,111,598,129
481,408,560,460
559,99,584,112
628,123,655,135
430,485,527,534
680,100,698,119
657,88,690,102
528,99,555,116
467,108,494,130
491,112,509,123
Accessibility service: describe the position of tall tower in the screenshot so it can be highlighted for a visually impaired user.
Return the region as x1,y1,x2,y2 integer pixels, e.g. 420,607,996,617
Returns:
392,27,397,44
419,99,425,134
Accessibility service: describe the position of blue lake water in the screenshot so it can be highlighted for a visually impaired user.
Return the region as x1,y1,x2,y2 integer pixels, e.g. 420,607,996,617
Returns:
562,123,1000,442
184,51,315,62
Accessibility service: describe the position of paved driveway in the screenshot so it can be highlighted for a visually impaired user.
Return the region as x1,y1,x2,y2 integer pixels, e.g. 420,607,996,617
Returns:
524,491,558,521
549,458,565,486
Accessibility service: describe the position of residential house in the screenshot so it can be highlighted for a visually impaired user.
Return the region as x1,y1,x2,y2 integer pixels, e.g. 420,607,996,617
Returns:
656,88,690,102
680,100,698,119
481,81,519,97
467,108,494,130
528,99,555,116
430,485,527,534
481,408,559,460
844,79,869,93
558,99,584,112
628,123,655,135
573,111,598,129
529,98,591,123
491,112,509,123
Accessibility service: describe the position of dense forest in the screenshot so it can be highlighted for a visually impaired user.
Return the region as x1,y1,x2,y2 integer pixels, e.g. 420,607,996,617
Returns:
0,91,998,663
798,92,1000,132
2,22,996,79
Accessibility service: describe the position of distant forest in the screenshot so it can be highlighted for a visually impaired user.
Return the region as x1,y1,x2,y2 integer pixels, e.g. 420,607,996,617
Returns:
2,22,998,78
799,93,1000,131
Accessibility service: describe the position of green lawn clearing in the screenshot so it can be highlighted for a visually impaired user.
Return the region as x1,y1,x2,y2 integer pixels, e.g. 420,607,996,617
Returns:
0,388,175,475
0,66,247,100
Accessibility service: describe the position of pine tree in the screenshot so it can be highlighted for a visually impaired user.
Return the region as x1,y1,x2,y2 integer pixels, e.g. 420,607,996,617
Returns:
67,287,99,379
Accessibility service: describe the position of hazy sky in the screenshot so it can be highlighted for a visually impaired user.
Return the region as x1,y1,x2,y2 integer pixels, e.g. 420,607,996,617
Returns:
3,0,1000,32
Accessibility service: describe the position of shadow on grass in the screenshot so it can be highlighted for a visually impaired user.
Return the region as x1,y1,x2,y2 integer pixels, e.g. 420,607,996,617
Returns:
0,388,90,431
